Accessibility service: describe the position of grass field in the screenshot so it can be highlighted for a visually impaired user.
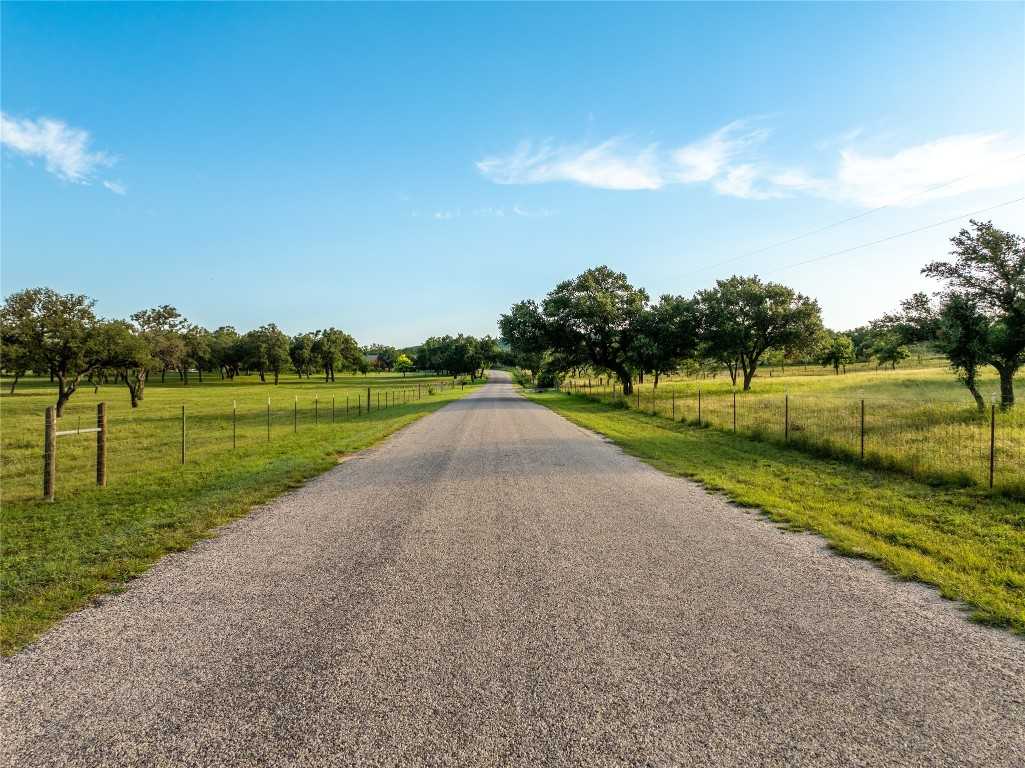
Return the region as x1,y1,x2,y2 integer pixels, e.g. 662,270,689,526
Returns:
523,387,1025,635
0,372,481,654
564,366,1025,495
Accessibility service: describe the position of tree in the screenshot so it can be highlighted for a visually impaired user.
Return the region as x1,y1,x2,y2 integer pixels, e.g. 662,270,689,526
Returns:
182,325,212,384
312,328,360,381
4,288,110,416
95,320,153,407
626,295,700,388
0,288,45,394
239,324,291,384
131,305,186,384
697,275,822,391
923,220,1024,408
872,333,910,370
210,326,243,379
816,332,855,375
502,267,647,393
289,333,316,378
395,353,414,375
934,293,992,411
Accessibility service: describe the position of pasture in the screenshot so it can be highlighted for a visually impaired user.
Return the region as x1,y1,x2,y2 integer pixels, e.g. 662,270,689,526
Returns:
0,371,482,653
563,365,1025,495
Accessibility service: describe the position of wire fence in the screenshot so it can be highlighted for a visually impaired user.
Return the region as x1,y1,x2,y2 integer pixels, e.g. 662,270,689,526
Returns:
2,379,471,504
560,377,1025,495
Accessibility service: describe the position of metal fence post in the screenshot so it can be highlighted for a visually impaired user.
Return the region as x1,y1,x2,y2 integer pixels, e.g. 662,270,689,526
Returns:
990,402,996,489
96,402,107,487
232,400,237,449
181,405,186,464
367,387,371,412
733,389,737,432
267,397,271,442
332,395,336,423
784,392,789,443
43,406,56,501
697,387,702,426
860,398,865,460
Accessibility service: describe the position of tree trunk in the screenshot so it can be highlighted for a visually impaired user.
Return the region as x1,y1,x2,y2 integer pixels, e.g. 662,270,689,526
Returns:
653,372,660,389
964,372,985,412
637,371,644,384
161,367,167,383
274,370,279,385
995,364,1016,409
742,366,755,391
8,373,19,394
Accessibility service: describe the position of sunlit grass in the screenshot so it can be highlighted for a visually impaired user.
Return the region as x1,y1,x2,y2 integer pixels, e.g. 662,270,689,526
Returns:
563,366,1025,495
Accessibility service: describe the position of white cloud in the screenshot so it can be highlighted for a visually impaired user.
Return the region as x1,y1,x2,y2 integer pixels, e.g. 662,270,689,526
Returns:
476,121,769,194
672,121,768,183
476,139,664,191
714,165,780,200
1,112,114,184
103,179,127,195
477,121,1023,208
829,133,1023,207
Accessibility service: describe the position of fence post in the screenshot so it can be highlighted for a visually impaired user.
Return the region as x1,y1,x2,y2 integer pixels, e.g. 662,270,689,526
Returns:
181,405,186,464
732,388,737,432
43,406,56,501
636,389,640,410
294,396,298,433
784,392,789,443
990,402,996,489
332,395,336,423
367,387,371,412
859,397,865,461
96,402,107,486
697,387,702,426
315,395,319,425
267,397,271,442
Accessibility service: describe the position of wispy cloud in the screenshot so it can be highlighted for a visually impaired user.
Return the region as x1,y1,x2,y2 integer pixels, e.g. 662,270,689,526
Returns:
476,121,768,194
1,112,123,193
829,133,1022,207
477,120,1024,208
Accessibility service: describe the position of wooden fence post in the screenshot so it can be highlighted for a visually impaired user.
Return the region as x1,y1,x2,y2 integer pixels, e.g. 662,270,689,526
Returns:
96,402,107,487
367,387,371,412
43,406,56,501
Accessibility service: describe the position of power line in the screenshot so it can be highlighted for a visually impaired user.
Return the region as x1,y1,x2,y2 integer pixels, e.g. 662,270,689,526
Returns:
687,152,1025,278
762,196,1024,276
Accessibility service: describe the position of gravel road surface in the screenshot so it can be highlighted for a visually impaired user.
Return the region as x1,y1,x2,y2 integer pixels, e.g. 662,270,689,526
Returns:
2,370,1023,767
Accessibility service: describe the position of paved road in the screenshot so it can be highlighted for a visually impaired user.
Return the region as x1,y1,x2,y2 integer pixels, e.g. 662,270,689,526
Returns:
2,371,1023,767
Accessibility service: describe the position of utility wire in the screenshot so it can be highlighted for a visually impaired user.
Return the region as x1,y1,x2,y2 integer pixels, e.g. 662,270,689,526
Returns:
687,152,1025,277
762,196,1024,275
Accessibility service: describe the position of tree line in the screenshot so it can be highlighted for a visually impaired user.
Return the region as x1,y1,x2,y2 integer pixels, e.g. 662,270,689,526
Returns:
500,220,1023,409
0,294,501,416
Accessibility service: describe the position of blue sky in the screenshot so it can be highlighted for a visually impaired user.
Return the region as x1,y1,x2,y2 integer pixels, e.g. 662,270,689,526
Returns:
2,2,1023,347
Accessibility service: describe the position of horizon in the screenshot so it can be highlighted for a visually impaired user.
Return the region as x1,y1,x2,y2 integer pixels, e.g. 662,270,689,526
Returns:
2,2,1023,347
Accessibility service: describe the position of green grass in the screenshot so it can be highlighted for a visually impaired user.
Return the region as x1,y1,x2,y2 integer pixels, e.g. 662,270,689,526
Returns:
524,388,1025,635
564,365,1025,494
0,372,480,654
